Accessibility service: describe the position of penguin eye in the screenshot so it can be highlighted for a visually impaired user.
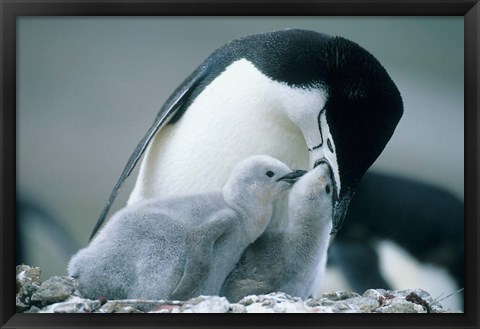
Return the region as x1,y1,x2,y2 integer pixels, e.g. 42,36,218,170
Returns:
265,171,275,178
327,139,334,153
326,185,331,194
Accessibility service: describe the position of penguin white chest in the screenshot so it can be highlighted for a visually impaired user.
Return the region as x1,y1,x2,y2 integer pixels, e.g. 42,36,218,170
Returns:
129,59,326,209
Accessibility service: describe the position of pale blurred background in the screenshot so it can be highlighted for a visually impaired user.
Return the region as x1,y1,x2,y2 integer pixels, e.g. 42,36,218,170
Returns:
17,17,464,310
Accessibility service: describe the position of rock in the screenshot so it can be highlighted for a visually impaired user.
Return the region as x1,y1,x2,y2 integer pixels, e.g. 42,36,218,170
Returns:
100,303,143,313
51,300,101,313
16,296,30,313
99,300,177,313
16,283,39,309
24,306,41,313
377,299,426,313
16,264,43,311
238,292,308,313
15,265,461,314
16,265,41,288
367,288,446,313
172,296,230,313
30,276,78,306
39,296,101,313
307,291,374,313
320,291,361,301
237,294,259,306
149,303,183,313
229,303,247,313
362,288,387,299
355,297,380,313
307,288,454,314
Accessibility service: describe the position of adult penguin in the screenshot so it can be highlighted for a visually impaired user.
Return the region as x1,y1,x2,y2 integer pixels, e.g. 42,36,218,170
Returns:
90,29,403,245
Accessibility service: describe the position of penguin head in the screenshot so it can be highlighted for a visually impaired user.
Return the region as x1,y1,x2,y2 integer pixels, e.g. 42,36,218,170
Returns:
222,155,306,242
316,34,403,234
223,155,306,208
289,161,335,219
226,29,403,233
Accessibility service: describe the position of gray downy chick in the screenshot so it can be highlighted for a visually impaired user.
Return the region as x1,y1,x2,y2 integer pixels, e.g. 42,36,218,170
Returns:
68,155,304,300
220,162,334,301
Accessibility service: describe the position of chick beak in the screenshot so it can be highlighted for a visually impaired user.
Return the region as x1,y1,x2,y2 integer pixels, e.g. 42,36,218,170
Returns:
276,170,308,185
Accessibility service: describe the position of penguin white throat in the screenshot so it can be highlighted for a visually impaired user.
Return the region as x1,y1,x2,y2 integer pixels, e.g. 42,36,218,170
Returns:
223,58,341,194
130,58,341,221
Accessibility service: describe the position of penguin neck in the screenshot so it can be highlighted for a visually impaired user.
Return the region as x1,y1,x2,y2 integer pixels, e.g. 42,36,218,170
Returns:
286,192,333,251
222,187,274,243
288,211,332,250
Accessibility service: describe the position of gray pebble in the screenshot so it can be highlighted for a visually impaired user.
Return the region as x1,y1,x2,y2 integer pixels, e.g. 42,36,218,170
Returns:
31,276,78,306
16,265,41,287
175,296,230,313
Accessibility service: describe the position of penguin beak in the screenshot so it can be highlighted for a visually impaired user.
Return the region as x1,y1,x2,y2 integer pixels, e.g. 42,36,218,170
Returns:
313,159,349,235
277,170,308,185
329,191,353,235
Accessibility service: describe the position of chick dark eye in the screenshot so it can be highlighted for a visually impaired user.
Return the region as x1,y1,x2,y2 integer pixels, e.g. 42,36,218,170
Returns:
326,185,331,194
266,171,275,178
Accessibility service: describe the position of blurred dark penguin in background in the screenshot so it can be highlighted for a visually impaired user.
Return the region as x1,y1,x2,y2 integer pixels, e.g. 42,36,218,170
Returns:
328,172,464,308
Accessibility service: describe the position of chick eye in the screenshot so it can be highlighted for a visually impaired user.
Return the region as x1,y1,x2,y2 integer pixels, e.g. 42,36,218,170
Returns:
265,171,275,178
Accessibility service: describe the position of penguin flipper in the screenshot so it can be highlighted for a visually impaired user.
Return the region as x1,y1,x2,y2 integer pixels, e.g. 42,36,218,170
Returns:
89,67,207,241
171,212,236,300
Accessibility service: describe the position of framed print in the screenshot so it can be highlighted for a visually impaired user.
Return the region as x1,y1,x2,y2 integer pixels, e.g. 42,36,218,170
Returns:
1,1,478,328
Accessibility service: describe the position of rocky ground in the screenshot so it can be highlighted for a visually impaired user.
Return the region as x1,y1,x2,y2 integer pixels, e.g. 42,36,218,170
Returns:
16,265,460,313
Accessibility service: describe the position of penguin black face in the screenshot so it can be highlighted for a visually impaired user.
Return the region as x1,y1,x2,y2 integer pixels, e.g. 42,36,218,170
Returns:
319,36,404,233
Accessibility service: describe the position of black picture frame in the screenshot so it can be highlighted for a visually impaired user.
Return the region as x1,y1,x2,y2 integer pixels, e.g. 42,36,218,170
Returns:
1,1,478,328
